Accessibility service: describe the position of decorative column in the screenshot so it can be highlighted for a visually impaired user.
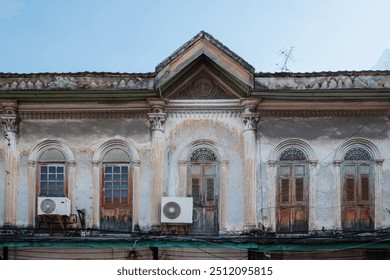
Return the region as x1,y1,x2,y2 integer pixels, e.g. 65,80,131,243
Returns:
67,160,77,220
241,99,259,230
27,160,36,226
267,160,276,231
132,160,141,230
178,160,187,197
309,160,318,231
375,159,384,229
219,160,229,233
91,159,100,228
333,160,342,230
147,99,167,229
1,104,19,227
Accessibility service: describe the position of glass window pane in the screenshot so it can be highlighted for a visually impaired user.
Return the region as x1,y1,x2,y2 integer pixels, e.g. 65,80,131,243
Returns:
359,165,370,175
49,166,56,173
113,182,120,189
57,166,64,173
121,174,128,181
49,174,56,180
114,190,120,197
57,182,64,190
121,197,128,204
105,190,112,196
41,166,48,173
294,165,305,176
105,166,112,173
191,165,201,175
113,166,120,173
40,182,47,188
105,182,112,189
105,174,112,181
49,182,56,188
121,190,128,196
57,173,64,180
206,165,216,176
113,174,120,181
40,174,47,180
121,182,128,189
345,165,356,175
279,165,290,176
121,166,128,173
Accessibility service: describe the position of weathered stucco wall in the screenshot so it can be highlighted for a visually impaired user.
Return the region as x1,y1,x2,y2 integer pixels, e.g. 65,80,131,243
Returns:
258,116,390,230
1,113,389,232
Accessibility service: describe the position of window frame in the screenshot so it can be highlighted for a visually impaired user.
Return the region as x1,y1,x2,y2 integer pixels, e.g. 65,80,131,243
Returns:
37,162,67,197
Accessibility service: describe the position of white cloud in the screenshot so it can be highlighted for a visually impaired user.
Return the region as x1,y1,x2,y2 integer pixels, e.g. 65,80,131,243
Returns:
0,0,25,20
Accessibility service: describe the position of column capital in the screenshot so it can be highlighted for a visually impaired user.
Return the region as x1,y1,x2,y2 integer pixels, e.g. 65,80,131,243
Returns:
178,160,187,166
375,159,384,167
1,106,20,145
242,113,260,131
91,160,100,167
268,160,276,167
333,160,342,167
309,160,318,167
133,160,141,167
148,112,167,132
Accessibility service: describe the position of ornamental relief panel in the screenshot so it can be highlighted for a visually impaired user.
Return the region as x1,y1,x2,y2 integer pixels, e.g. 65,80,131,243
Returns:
169,75,236,99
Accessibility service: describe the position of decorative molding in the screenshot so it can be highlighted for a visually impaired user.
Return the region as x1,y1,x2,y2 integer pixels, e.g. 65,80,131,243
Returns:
255,74,390,90
259,109,389,118
190,148,217,162
167,110,241,119
0,75,155,91
279,148,307,161
19,110,148,120
344,147,372,161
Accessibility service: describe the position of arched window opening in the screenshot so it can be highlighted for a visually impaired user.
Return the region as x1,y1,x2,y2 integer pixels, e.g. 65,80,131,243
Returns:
188,147,219,235
38,149,67,197
342,147,374,231
100,148,133,231
276,148,308,233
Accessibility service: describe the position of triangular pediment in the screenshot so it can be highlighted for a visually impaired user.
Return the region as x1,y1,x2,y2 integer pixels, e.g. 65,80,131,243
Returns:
155,31,254,99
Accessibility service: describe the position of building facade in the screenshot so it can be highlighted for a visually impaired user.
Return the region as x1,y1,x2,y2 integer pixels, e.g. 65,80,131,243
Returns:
1,32,390,259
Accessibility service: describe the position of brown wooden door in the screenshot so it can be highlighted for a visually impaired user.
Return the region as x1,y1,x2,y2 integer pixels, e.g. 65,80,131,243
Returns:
276,164,308,233
100,164,132,231
342,163,374,231
189,163,218,235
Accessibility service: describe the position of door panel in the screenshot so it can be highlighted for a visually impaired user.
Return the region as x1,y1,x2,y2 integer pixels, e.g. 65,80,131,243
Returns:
190,163,218,234
342,162,374,231
276,163,308,233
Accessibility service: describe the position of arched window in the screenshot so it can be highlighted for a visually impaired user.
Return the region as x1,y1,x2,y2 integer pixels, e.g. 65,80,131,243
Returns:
276,148,309,233
188,147,219,235
100,148,132,231
342,147,374,231
37,149,67,197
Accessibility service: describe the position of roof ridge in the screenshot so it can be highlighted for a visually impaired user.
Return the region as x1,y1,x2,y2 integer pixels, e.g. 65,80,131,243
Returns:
155,31,255,73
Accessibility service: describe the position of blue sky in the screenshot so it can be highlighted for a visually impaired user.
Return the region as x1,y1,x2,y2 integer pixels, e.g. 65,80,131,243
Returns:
1,0,389,73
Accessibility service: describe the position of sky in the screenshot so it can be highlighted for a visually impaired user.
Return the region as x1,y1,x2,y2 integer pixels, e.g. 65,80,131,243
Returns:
1,0,390,74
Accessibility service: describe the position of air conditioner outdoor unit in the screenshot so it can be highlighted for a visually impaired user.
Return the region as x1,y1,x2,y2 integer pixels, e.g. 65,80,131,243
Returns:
37,197,71,216
161,197,193,224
